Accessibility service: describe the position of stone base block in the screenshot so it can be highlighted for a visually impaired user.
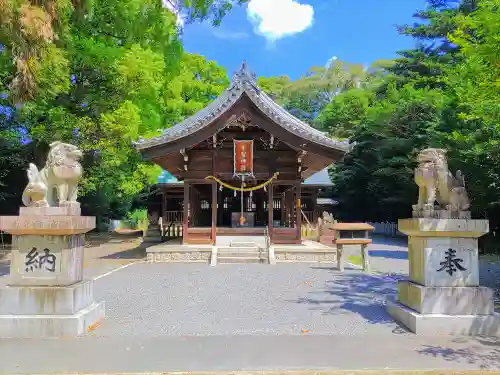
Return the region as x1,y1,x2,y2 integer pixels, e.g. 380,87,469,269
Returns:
386,296,500,337
274,248,336,263
412,209,471,219
0,301,105,338
398,218,489,238
146,248,212,263
397,281,494,315
19,205,81,217
407,236,480,287
0,280,94,315
0,214,95,235
9,234,85,286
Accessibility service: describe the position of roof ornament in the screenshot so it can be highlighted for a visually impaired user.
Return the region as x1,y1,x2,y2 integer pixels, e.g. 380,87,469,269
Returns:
230,60,259,91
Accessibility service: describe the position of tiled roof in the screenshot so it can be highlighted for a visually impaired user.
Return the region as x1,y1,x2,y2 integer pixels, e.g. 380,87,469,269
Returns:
317,198,338,205
134,61,352,153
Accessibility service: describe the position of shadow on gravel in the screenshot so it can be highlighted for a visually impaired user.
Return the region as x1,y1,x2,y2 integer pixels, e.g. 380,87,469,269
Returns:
99,242,147,260
371,235,408,246
418,337,500,369
0,261,9,276
296,270,407,327
368,250,408,260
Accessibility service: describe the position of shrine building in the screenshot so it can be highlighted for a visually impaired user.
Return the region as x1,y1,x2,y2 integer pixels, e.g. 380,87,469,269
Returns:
134,62,351,245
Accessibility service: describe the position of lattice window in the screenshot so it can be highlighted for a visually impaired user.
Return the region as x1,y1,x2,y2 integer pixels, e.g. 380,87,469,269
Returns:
200,200,210,210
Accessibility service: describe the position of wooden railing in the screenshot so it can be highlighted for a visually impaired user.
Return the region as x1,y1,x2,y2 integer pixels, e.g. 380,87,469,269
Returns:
164,211,183,223
163,222,183,239
301,225,319,240
302,210,314,224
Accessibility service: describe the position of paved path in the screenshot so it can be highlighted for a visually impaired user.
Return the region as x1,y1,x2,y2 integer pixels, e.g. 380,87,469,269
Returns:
1,334,499,372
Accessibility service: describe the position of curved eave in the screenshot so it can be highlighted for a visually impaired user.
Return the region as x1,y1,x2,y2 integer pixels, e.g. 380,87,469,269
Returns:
134,81,353,155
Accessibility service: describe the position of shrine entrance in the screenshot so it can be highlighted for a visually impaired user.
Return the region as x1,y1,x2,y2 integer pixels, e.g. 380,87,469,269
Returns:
217,186,268,228
136,61,351,245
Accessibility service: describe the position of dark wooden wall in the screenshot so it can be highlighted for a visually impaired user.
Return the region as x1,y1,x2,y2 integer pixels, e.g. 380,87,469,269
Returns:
151,126,302,182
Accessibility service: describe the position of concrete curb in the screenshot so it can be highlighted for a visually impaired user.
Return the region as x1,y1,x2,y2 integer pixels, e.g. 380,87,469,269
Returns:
17,371,499,375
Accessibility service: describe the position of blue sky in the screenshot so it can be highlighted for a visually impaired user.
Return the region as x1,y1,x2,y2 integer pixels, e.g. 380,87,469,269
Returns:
181,0,428,79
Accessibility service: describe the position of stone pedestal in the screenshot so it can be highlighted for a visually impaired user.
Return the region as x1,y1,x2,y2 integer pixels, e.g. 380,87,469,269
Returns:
387,214,500,336
319,224,336,247
0,206,105,338
143,223,162,243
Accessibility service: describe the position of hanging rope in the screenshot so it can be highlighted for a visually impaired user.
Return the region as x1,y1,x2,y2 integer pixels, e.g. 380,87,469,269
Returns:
205,172,279,191
240,177,245,225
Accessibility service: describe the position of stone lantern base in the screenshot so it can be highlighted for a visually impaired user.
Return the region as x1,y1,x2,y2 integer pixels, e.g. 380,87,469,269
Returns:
387,215,500,336
0,206,105,338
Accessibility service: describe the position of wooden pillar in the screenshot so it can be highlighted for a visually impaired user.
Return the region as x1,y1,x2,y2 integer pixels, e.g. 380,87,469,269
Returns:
296,182,302,241
211,181,217,245
217,184,222,226
268,183,273,241
183,182,190,244
286,188,294,227
161,189,166,219
312,188,318,224
161,190,167,238
280,190,285,227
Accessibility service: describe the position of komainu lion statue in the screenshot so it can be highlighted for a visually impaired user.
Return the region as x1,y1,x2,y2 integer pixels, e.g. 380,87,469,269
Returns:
21,141,83,207
413,148,470,211
322,211,334,224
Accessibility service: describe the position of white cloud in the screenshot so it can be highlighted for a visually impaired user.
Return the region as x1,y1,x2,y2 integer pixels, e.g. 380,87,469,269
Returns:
247,0,314,41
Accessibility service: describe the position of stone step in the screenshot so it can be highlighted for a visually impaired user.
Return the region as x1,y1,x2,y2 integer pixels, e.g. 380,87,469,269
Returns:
217,246,261,252
218,251,268,258
218,256,266,264
229,241,258,247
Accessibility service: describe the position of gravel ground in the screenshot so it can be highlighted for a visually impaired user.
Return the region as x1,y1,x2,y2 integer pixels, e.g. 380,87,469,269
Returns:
91,262,405,337
2,236,500,372
345,236,500,310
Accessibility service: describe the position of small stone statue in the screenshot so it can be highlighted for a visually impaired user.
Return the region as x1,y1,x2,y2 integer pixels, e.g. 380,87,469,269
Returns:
21,141,83,207
318,211,334,236
21,163,49,207
148,211,159,225
413,148,470,212
322,211,335,225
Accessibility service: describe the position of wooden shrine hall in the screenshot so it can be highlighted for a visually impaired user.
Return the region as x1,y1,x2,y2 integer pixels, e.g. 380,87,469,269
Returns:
135,61,352,245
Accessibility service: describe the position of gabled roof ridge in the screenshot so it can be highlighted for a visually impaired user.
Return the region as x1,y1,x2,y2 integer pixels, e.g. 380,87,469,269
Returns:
134,61,352,153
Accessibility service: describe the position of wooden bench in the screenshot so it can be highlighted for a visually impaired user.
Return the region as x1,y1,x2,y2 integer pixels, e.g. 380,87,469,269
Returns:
331,223,375,273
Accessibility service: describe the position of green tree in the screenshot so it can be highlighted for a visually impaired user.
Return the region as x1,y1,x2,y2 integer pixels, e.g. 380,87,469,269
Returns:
330,85,446,221
258,59,367,126
0,0,234,220
163,53,229,126
316,88,374,139
442,0,500,227
322,0,494,225
0,0,245,102
448,0,500,123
